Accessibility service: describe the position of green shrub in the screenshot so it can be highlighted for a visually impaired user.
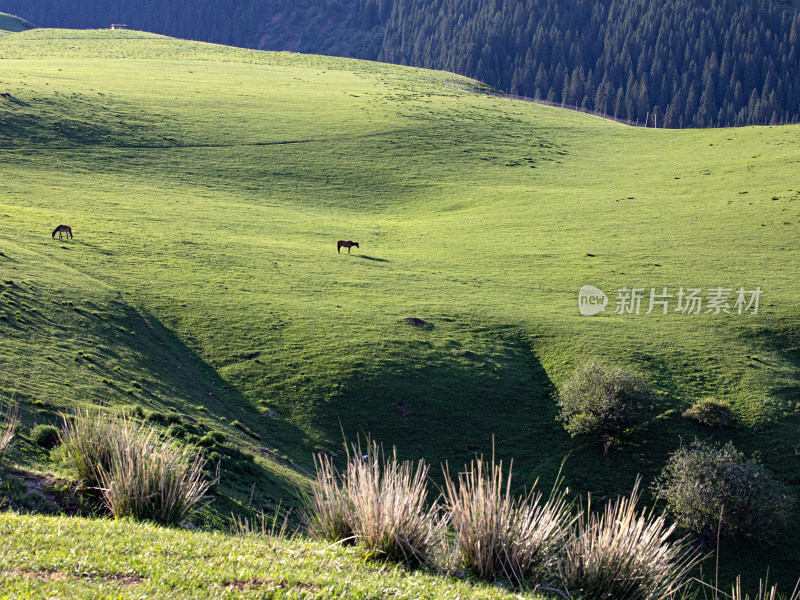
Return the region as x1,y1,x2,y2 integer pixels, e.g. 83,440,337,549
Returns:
557,362,653,440
203,431,226,443
442,454,575,586
30,424,60,449
145,411,181,424
167,423,187,438
308,441,441,566
231,420,260,440
682,397,733,428
652,439,791,542
558,480,700,600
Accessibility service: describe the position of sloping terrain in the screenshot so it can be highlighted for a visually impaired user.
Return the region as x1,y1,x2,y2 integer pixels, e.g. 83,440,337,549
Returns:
0,29,798,582
2,0,800,127
0,10,32,33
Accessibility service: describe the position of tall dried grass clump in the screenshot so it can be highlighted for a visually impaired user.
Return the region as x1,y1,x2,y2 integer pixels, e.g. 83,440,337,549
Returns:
308,441,441,565
307,451,354,542
60,409,212,525
98,425,212,525
694,575,800,600
728,576,800,600
59,409,117,489
558,480,700,600
232,504,294,539
442,454,575,587
0,401,19,462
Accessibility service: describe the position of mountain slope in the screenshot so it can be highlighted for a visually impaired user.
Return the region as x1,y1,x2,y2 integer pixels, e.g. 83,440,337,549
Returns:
0,28,798,583
2,0,800,127
0,10,32,33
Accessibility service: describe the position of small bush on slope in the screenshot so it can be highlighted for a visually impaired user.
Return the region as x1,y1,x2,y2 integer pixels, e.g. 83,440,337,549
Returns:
30,424,60,449
653,439,791,543
682,397,733,428
557,362,653,444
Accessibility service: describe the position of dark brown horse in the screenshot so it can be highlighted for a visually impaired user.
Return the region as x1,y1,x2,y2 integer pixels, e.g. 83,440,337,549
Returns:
337,240,359,254
52,225,73,239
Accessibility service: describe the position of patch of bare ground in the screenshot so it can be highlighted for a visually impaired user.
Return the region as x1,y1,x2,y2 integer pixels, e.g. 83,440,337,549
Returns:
0,466,91,516
8,569,146,585
223,578,318,592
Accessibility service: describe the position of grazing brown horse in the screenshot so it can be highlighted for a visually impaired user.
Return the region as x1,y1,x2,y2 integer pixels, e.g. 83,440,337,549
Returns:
52,225,73,239
337,240,359,254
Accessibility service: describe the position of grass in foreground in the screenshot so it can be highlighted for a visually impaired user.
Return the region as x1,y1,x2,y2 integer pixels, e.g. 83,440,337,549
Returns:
0,512,550,599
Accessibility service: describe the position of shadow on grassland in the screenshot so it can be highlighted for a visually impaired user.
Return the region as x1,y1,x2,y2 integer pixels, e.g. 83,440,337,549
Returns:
315,330,578,493
0,249,307,524
356,255,390,262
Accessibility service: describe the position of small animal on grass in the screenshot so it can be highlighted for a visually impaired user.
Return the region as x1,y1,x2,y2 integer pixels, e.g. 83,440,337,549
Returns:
0,93,11,99
52,225,73,239
337,240,359,254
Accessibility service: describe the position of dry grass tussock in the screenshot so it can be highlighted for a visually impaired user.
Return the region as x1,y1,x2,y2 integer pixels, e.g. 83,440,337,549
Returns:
60,409,213,525
308,440,442,566
442,454,575,587
0,400,19,462
309,444,703,596
558,479,700,600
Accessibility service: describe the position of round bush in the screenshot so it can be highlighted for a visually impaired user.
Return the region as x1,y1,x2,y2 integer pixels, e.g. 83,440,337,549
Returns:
556,362,653,439
30,424,60,449
682,397,732,428
653,439,791,542
167,423,187,438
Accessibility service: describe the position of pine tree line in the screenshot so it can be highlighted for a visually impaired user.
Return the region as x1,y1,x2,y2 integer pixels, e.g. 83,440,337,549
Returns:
379,0,800,127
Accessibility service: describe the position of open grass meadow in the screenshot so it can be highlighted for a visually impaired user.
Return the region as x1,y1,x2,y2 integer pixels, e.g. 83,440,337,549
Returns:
1,27,799,589
0,512,552,599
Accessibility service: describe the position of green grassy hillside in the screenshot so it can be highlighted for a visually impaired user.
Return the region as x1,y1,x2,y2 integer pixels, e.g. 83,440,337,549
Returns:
0,512,548,599
0,11,32,33
0,29,798,584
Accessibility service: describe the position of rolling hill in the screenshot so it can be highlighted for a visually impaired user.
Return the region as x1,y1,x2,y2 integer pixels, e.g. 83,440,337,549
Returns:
0,28,798,586
2,0,800,127
0,10,32,33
